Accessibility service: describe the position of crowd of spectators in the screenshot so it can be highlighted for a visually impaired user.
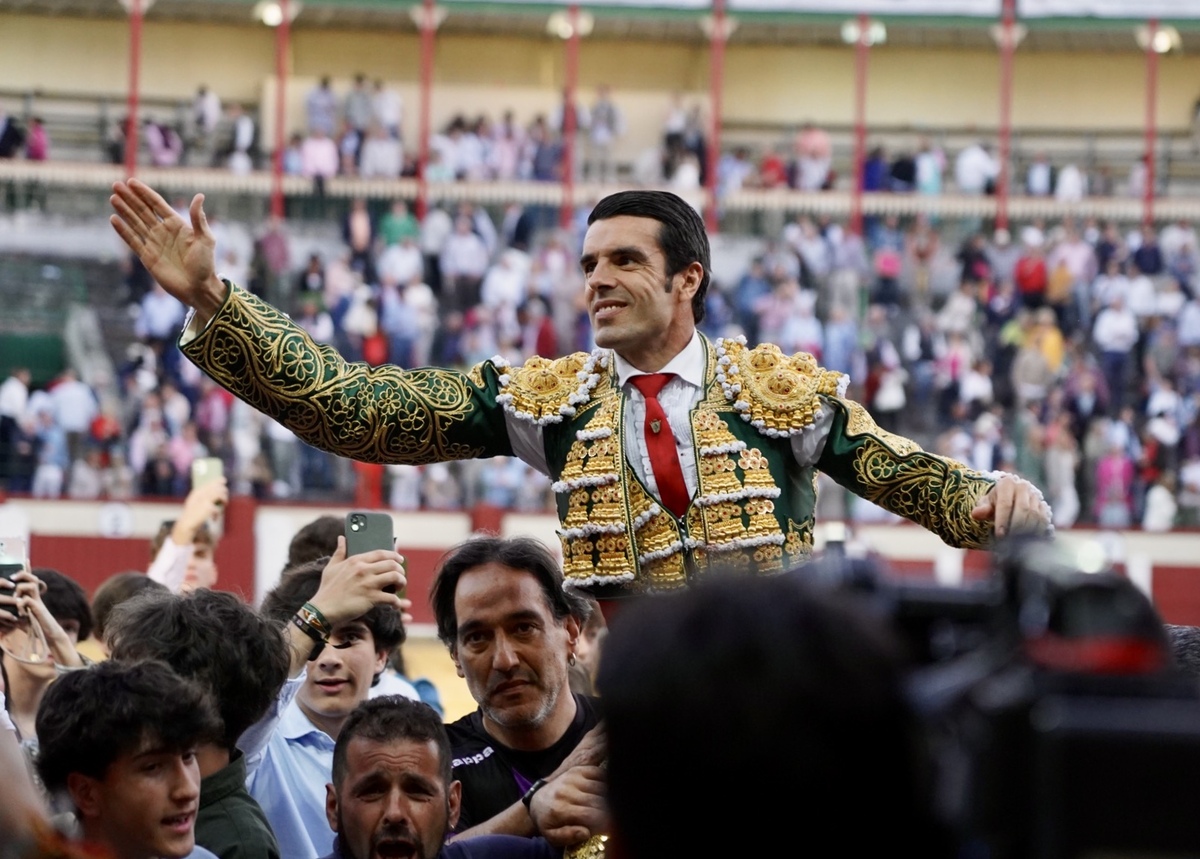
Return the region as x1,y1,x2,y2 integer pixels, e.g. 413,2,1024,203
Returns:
5,186,1200,531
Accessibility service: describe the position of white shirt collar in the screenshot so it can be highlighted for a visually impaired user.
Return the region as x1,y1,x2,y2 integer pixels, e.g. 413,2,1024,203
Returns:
613,331,705,390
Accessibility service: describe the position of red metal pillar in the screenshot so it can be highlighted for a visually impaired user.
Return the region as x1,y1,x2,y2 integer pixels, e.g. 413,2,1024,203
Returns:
849,12,869,237
415,0,438,220
558,4,582,230
270,0,291,219
996,0,1017,232
704,0,728,234
123,0,144,178
1143,18,1160,228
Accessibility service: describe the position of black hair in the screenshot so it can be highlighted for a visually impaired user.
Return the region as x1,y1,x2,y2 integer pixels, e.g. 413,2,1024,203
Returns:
32,568,93,642
91,572,168,642
331,696,450,789
1166,624,1200,678
587,190,711,325
35,659,221,794
106,589,290,750
286,515,344,568
597,572,948,858
429,536,591,650
261,556,405,653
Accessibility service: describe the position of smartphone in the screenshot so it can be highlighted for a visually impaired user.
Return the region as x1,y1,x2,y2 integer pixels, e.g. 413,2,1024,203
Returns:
191,457,225,491
345,511,401,595
0,536,28,618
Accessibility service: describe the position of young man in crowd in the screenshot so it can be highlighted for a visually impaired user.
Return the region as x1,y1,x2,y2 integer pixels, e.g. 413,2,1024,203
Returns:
281,513,431,708
106,588,291,859
88,571,168,657
429,536,607,846
323,696,560,859
146,475,228,593
0,567,91,745
250,538,408,859
34,659,224,859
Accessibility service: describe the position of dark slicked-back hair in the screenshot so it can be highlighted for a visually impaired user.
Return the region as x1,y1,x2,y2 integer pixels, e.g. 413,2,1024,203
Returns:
587,190,711,325
91,572,168,643
106,589,290,750
33,568,93,642
261,556,405,653
286,515,344,567
332,696,451,789
598,572,948,858
429,536,591,650
35,659,221,794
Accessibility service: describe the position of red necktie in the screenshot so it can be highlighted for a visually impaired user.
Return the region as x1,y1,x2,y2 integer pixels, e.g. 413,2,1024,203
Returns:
630,373,690,518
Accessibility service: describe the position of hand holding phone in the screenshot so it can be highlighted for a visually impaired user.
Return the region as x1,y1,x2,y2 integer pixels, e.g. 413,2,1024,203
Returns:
345,512,401,595
191,457,225,492
0,537,28,619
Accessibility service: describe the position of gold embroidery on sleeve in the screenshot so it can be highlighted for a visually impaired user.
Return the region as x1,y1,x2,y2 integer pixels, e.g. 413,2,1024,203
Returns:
842,399,922,456
852,438,995,549
185,289,484,464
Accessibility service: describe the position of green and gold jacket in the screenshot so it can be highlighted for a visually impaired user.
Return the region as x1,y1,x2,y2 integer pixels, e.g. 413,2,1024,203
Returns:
182,285,998,596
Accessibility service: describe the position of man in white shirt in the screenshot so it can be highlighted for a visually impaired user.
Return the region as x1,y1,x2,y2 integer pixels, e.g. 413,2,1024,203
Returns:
371,78,403,141
1025,151,1054,197
585,84,624,183
440,214,492,312
0,366,30,485
954,141,998,195
1092,293,1139,411
48,368,97,466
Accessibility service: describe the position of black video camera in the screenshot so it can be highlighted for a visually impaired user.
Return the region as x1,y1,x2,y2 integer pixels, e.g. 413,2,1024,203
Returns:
801,536,1200,859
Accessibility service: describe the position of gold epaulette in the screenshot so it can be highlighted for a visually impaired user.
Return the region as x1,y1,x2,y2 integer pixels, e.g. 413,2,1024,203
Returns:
715,337,849,438
495,350,611,426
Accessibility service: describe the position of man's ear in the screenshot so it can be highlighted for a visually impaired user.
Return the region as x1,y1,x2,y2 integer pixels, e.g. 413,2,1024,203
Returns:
373,647,388,677
447,779,463,831
67,772,102,821
325,782,339,833
450,646,464,679
564,614,582,654
676,261,704,303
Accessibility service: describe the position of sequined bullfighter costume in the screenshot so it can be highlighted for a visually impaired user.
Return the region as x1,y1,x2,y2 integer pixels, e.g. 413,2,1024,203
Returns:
182,285,999,597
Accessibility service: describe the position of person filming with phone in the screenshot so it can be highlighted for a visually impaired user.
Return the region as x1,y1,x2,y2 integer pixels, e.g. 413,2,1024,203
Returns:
146,459,228,593
0,561,91,749
243,525,409,859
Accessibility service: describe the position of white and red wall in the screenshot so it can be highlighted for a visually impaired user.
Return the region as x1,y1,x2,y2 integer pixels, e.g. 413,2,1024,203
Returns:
3,495,1199,626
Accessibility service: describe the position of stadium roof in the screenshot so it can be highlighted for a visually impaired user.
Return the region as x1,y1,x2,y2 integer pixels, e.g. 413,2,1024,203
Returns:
3,0,1199,49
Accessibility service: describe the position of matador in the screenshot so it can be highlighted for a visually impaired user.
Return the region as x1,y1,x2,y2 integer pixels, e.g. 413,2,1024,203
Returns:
110,180,1053,600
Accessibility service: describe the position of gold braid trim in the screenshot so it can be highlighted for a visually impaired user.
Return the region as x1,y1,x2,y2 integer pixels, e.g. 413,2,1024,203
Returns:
852,438,995,549
497,352,598,426
563,835,608,859
557,398,644,588
690,409,786,574
718,339,847,437
841,399,922,456
184,286,485,464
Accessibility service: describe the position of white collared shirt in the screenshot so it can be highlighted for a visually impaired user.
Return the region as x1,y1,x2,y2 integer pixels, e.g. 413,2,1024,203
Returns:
613,332,706,499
